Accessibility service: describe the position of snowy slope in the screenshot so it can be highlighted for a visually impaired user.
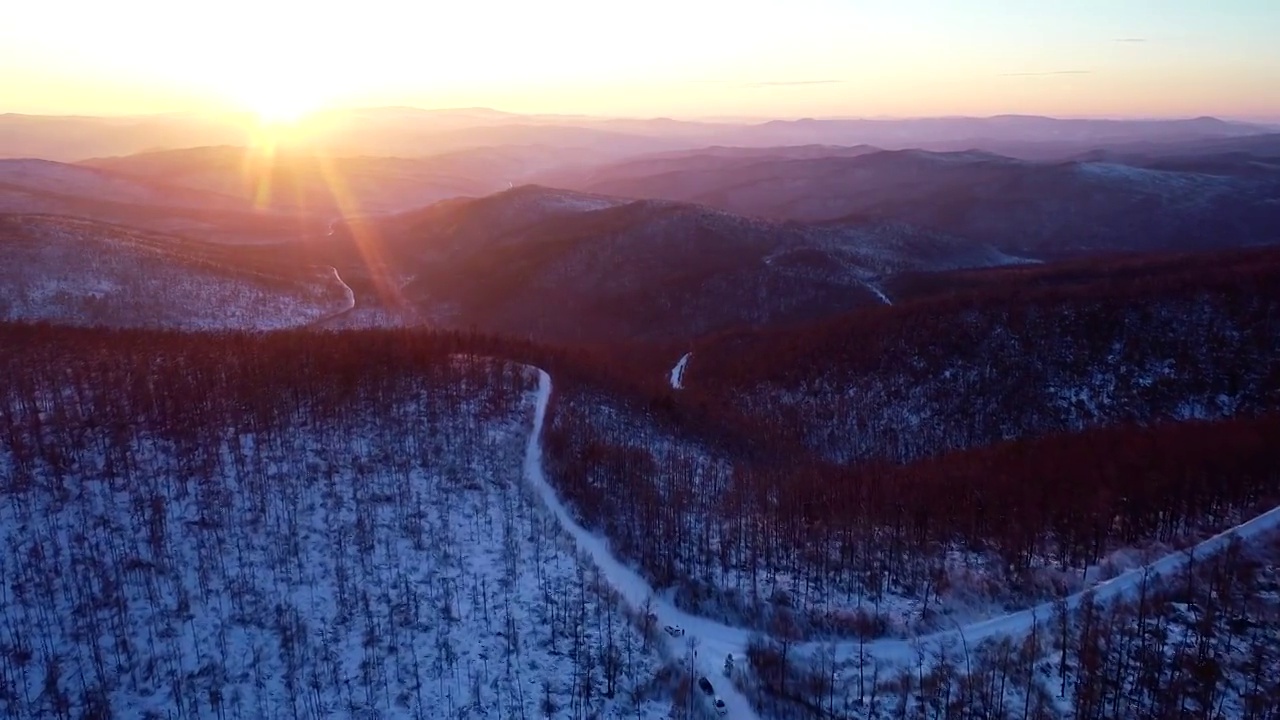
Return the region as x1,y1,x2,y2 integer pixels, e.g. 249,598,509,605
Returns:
830,501,1280,664
527,368,1280,711
524,369,762,720
0,216,349,329
0,357,677,720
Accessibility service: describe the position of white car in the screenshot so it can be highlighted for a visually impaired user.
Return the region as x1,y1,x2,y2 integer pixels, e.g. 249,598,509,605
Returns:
663,624,685,637
714,697,727,715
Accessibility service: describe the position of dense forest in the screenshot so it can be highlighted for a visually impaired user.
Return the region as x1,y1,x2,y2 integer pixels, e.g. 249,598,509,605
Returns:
688,246,1280,464
537,249,1280,639
0,325,681,720
2,245,1279,720
545,367,1280,637
737,531,1280,720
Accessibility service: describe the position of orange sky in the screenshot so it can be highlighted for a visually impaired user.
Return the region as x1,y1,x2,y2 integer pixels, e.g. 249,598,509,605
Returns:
3,0,1279,120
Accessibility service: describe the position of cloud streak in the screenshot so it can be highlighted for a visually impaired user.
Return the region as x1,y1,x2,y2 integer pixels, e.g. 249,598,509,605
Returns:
744,79,845,88
1114,37,1148,43
999,70,1092,77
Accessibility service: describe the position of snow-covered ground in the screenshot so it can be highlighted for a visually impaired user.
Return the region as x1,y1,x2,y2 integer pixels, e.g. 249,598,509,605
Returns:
826,500,1280,664
0,217,350,329
525,369,761,720
306,265,357,326
669,352,692,389
0,361,677,719
527,368,1280,715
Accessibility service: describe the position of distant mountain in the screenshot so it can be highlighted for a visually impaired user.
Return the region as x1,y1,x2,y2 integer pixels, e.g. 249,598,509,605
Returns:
315,185,1027,343
716,114,1269,148
0,215,350,328
685,245,1280,465
0,112,254,161
82,145,535,216
534,144,882,189
6,109,1271,162
0,157,321,243
0,158,247,211
1072,132,1280,161
555,148,1280,257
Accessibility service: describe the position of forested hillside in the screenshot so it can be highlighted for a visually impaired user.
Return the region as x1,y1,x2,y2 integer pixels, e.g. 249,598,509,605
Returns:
739,529,1280,720
0,326,678,720
0,216,351,329
532,248,1280,646
691,246,1280,464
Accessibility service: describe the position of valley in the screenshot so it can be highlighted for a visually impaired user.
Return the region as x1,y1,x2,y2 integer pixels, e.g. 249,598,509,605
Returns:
2,108,1279,720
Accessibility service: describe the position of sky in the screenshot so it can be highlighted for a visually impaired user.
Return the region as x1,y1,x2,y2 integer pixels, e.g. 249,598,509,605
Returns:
3,0,1279,120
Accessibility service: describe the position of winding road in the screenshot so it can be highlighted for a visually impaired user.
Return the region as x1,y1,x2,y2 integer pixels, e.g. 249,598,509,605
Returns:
522,368,1280,713
524,370,761,719
304,265,357,328
669,352,693,390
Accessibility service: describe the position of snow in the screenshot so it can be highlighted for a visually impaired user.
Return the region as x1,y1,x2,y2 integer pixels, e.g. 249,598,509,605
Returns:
0,362,676,719
528,367,1280,708
1074,161,1233,193
803,500,1280,665
0,217,351,329
308,265,357,326
861,280,893,305
669,352,692,389
524,369,763,720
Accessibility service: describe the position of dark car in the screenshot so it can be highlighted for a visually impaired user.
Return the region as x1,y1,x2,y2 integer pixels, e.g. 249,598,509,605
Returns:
698,677,714,696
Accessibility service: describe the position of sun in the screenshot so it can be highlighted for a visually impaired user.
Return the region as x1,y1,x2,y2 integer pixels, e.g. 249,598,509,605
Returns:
235,73,329,127
248,87,321,126
255,98,311,125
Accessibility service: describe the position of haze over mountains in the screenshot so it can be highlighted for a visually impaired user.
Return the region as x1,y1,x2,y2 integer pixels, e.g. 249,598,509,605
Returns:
3,108,1274,161
4,106,1280,720
550,147,1280,257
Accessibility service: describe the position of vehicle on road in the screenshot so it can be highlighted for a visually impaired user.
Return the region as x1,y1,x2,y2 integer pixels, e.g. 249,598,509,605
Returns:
714,697,728,715
698,677,714,696
663,624,685,637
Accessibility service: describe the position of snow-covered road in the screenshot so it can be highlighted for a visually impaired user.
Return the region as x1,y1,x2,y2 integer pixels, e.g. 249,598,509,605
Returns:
669,352,692,390
832,500,1280,664
306,265,357,328
524,370,761,719
523,367,1280,709
861,280,893,306
325,265,356,314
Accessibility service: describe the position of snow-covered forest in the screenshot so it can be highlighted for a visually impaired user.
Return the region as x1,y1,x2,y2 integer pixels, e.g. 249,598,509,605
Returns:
0,216,350,329
740,530,1280,720
1,242,1278,720
0,327,678,719
529,250,1280,646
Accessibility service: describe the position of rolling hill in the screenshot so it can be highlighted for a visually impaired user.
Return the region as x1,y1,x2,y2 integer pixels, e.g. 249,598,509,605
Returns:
0,215,351,328
315,185,1030,343
683,245,1280,464
553,148,1280,257
0,158,326,243
80,145,593,217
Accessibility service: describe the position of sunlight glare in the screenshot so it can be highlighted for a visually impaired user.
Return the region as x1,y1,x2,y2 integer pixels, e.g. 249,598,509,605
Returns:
240,76,325,126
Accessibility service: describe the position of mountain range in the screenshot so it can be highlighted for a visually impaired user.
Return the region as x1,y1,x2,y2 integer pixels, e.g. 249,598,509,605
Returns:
4,108,1272,161
4,108,1280,720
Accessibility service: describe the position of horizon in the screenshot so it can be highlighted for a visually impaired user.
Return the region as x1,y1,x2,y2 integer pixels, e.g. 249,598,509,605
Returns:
4,105,1279,125
4,1,1279,122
